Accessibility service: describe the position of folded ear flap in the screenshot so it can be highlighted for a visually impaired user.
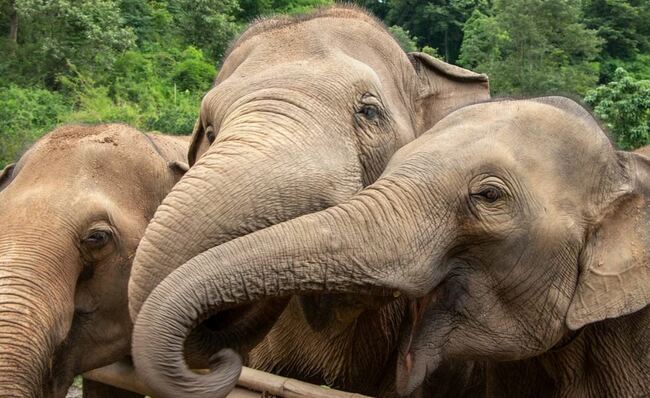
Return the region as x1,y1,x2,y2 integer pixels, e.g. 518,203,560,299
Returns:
168,160,189,182
188,117,218,167
566,152,650,330
0,163,16,191
188,118,206,167
408,52,490,134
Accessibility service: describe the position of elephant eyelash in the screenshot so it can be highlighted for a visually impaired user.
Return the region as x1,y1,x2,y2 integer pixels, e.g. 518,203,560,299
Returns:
82,229,112,249
471,187,502,203
358,104,381,120
205,125,217,144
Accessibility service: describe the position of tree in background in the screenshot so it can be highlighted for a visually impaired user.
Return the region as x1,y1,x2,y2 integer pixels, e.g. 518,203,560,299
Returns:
458,0,602,95
119,0,176,47
237,0,332,22
585,68,650,149
384,0,486,62
168,0,241,60
2,0,135,87
0,86,69,167
584,0,649,60
582,0,650,82
1,0,650,168
388,25,418,52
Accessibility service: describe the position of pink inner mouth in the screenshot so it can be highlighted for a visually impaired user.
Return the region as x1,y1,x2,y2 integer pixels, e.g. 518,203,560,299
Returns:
402,292,435,376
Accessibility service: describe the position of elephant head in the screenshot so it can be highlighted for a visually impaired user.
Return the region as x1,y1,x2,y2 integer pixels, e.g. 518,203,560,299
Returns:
0,125,187,397
128,6,488,394
133,97,650,397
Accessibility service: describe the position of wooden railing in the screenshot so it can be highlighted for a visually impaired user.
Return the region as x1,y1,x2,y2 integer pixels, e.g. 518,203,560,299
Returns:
83,361,372,398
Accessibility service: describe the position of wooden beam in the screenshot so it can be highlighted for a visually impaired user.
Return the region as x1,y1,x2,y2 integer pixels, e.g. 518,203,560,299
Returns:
238,366,371,398
83,361,373,398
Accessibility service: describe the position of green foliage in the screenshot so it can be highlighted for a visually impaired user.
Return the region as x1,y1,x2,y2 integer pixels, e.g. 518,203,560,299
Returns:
583,0,650,61
172,47,217,92
5,0,135,86
585,68,650,149
0,0,649,167
459,0,603,95
421,45,441,58
457,10,508,73
388,25,418,53
55,46,210,135
0,85,70,167
625,54,650,80
119,0,175,46
385,0,486,62
238,0,332,19
169,0,242,60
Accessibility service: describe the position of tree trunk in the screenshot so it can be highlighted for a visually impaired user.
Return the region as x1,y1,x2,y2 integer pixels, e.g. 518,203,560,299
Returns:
7,2,17,56
9,11,17,43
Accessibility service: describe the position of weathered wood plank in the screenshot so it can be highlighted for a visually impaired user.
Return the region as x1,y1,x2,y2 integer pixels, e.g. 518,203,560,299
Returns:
83,360,373,398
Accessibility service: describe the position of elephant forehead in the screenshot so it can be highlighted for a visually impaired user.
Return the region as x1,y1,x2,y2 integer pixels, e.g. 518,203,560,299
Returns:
203,57,384,120
17,126,161,184
415,101,613,168
385,101,618,202
224,8,403,74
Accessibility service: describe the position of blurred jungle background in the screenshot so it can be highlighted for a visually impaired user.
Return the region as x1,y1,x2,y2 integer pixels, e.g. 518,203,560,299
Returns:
1,0,649,168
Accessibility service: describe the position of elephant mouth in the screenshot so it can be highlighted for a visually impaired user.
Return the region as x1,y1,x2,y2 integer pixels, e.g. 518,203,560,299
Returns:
42,358,77,398
395,287,442,395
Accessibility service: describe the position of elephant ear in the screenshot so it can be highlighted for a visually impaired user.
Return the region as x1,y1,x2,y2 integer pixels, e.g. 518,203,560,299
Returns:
168,161,189,182
566,151,650,330
188,118,214,167
408,52,490,133
0,163,16,191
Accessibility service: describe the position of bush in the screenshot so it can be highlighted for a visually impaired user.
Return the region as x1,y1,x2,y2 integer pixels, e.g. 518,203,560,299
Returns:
145,91,200,135
0,86,70,167
585,68,650,149
172,47,217,92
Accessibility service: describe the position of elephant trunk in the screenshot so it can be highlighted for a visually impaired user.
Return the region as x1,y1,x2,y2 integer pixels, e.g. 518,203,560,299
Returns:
0,237,76,397
129,116,362,320
132,180,443,398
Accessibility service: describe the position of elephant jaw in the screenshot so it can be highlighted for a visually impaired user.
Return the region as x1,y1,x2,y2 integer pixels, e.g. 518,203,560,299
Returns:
395,287,443,396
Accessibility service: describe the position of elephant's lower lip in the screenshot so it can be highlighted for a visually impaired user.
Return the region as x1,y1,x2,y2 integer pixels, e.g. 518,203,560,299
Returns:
397,288,439,390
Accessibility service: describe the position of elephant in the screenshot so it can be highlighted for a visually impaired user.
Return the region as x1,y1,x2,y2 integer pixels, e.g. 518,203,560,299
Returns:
132,96,650,398
636,145,650,157
0,124,188,397
127,5,489,397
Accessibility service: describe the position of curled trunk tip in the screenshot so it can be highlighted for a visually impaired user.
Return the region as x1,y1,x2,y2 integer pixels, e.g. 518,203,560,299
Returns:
132,295,244,398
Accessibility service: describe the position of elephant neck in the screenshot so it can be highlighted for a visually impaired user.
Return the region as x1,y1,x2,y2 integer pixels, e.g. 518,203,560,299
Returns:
487,306,650,397
248,297,406,396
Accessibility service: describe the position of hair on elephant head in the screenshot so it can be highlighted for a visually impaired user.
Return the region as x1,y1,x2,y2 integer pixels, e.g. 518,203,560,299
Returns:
134,97,650,398
0,124,188,397
129,6,488,396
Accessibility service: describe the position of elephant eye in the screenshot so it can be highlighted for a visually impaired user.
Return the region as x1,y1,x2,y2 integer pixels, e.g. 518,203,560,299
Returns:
359,104,379,120
83,230,111,249
205,126,216,145
473,187,502,203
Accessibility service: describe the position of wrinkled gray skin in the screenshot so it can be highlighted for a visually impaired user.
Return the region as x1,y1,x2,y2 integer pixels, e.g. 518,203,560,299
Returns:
0,124,187,397
128,6,488,397
134,97,650,398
